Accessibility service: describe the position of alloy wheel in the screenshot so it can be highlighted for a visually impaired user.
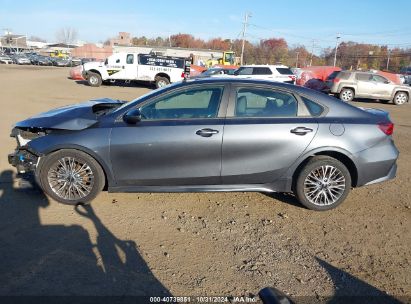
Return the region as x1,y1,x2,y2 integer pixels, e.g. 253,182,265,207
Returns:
395,92,407,105
47,157,95,200
303,165,346,206
341,90,353,102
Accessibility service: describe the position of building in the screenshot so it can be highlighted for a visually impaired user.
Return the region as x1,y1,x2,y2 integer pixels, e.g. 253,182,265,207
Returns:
0,34,27,51
109,32,132,46
71,44,113,60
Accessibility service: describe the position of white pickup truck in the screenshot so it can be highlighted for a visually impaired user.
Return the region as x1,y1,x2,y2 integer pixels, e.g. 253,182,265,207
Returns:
82,52,191,88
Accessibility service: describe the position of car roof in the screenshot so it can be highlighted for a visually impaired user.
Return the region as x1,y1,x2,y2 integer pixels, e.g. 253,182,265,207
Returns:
240,64,289,68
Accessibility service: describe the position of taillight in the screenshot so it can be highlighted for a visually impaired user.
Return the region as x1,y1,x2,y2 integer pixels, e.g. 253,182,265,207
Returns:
288,75,296,80
333,78,341,83
181,72,185,78
378,122,394,135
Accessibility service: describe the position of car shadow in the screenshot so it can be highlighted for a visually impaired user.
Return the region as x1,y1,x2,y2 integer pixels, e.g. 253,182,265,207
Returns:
74,80,153,89
315,257,403,304
260,192,306,209
352,98,392,105
0,170,171,298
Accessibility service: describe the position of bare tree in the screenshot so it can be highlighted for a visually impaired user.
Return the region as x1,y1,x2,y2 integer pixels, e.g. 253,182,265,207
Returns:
55,27,78,45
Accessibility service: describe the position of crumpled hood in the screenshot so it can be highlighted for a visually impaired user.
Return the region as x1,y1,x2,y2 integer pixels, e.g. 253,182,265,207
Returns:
14,98,125,130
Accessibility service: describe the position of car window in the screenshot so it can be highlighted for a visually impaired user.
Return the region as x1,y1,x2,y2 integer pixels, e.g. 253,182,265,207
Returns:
126,54,134,64
140,87,223,120
356,73,371,81
301,96,324,117
236,67,253,75
276,67,293,75
371,75,388,83
253,67,272,75
235,88,298,118
327,71,340,80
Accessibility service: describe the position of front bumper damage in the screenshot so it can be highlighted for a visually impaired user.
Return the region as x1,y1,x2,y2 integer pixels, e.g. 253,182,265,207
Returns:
8,128,42,174
8,149,40,174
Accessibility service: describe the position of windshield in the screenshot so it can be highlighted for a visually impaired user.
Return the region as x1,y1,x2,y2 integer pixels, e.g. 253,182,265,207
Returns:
224,52,235,64
112,82,182,113
202,68,222,76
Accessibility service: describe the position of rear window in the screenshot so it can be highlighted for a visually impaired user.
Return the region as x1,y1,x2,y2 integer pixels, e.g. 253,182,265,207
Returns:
301,96,324,117
327,71,350,80
338,72,351,80
276,68,293,75
356,73,371,81
236,67,253,75
326,71,340,80
253,67,272,75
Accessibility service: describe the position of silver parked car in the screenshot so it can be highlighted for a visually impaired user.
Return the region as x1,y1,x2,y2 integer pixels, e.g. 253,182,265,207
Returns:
0,55,13,64
327,70,410,105
8,79,398,211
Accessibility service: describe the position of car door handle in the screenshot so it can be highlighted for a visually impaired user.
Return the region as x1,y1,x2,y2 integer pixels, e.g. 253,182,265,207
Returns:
290,127,313,135
196,128,219,137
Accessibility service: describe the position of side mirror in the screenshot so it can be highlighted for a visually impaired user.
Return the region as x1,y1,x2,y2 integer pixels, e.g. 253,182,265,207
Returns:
384,80,390,84
123,109,142,124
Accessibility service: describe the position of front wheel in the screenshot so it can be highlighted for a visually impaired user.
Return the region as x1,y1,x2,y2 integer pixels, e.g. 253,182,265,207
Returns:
155,76,170,88
393,91,408,105
339,88,354,102
37,149,105,205
294,156,351,211
87,72,102,87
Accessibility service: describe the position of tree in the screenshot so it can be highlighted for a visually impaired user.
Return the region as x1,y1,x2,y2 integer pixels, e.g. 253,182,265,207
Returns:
55,27,78,45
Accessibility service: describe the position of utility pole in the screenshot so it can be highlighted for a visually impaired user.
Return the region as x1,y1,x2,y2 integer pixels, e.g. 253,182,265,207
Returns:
333,33,341,67
386,49,391,71
295,52,300,68
240,12,251,65
309,39,316,66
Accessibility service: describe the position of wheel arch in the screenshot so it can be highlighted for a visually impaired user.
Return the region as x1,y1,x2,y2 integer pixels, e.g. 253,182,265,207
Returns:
155,73,170,81
291,149,358,189
340,86,356,95
37,145,113,190
391,89,409,101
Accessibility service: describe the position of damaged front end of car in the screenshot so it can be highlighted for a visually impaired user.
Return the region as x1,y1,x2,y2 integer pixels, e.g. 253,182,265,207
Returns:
8,127,46,174
8,98,125,174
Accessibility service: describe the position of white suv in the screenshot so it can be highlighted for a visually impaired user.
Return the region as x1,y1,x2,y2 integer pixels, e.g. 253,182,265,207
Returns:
232,65,296,84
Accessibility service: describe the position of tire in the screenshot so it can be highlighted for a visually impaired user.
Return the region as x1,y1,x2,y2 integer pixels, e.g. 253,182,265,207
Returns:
37,149,105,205
393,91,408,105
87,72,102,87
155,76,170,88
294,156,351,211
339,88,354,102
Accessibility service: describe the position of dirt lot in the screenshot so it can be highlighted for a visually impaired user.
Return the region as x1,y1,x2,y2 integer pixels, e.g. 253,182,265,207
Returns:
0,65,410,302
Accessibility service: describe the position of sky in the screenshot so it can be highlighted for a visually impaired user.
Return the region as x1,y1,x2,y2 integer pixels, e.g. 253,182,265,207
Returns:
1,0,411,53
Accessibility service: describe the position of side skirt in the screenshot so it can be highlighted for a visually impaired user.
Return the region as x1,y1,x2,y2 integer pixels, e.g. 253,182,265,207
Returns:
108,184,278,193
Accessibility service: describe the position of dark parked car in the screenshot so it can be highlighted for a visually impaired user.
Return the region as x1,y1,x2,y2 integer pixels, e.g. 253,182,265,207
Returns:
30,55,53,66
9,79,398,211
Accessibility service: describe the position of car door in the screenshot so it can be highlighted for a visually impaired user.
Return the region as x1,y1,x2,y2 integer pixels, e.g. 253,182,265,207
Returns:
355,73,374,98
369,74,393,99
221,84,318,184
110,84,229,186
124,54,138,80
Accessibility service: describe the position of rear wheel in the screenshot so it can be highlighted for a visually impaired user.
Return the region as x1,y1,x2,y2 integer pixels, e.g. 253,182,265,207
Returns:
38,149,105,205
339,88,354,102
155,76,170,88
294,156,351,211
393,91,408,105
87,72,102,87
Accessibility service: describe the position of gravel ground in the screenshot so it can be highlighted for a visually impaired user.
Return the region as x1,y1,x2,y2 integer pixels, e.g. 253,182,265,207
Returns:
0,65,409,303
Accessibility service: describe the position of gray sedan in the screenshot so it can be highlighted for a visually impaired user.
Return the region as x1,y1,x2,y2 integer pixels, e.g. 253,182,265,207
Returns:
8,79,398,211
